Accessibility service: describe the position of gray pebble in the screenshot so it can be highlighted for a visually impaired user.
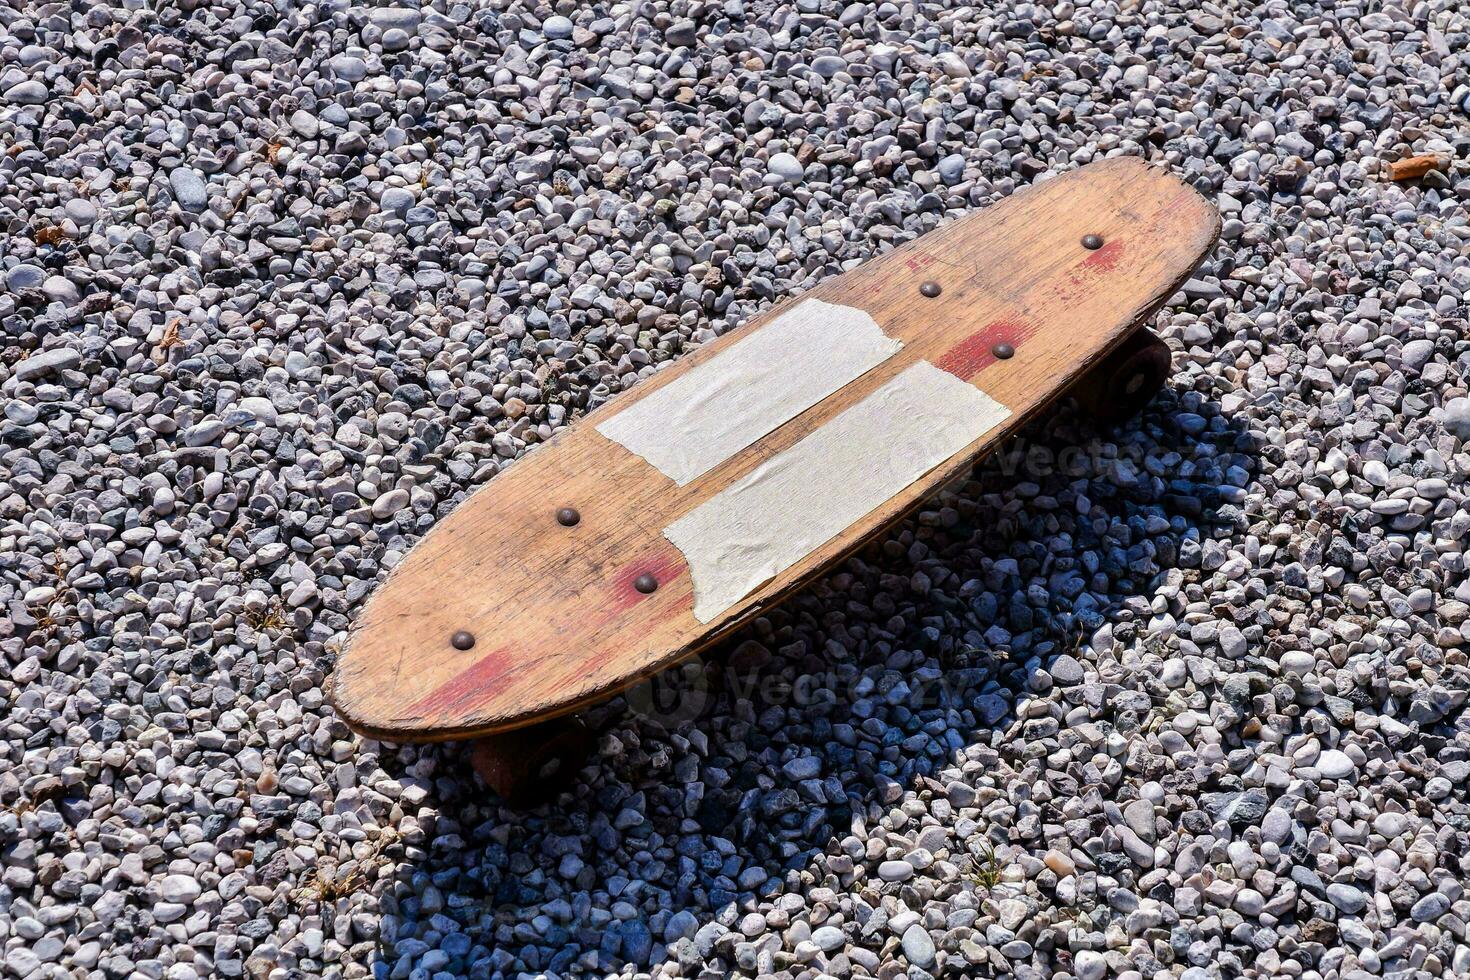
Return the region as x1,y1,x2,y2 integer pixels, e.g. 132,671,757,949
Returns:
1439,397,1470,440
811,925,845,951
767,152,804,184
812,56,848,78
1317,750,1356,779
64,198,98,225
901,924,936,970
367,6,421,30
665,20,698,46
330,54,369,81
7,263,45,290
878,860,914,882
169,168,208,212
937,153,965,184
1121,64,1149,89
3,78,47,104
12,347,81,382
1327,883,1367,914
1411,893,1450,922
371,488,411,519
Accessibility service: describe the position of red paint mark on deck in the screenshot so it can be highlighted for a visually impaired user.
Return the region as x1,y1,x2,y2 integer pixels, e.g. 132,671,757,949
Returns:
1081,239,1124,273
401,545,695,721
607,544,688,616
935,320,1037,380
1056,238,1127,302
408,646,519,718
592,540,694,634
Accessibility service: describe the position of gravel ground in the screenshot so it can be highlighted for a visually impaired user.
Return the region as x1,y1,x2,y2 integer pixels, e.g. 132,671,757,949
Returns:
3,0,1470,978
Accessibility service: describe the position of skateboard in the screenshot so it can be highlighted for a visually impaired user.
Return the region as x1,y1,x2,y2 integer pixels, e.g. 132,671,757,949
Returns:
332,158,1221,804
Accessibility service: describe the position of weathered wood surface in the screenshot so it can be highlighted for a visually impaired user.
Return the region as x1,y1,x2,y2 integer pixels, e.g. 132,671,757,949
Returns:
333,157,1220,742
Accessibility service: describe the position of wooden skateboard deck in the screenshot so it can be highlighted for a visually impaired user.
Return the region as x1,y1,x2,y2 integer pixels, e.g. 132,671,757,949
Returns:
333,158,1220,745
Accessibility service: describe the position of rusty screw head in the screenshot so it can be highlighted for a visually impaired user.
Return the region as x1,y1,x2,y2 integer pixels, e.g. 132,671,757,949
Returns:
556,507,580,527
992,343,1015,359
919,281,942,298
451,630,476,651
634,573,659,594
1081,234,1104,250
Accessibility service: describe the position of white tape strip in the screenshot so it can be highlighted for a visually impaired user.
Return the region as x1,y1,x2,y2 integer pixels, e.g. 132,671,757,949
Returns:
596,299,902,486
666,361,1011,622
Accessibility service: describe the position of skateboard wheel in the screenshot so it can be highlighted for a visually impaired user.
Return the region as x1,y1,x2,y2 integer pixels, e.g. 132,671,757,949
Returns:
469,716,594,807
1074,329,1171,424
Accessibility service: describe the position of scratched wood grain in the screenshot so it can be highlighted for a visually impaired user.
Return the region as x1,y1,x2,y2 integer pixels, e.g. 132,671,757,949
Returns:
332,157,1221,742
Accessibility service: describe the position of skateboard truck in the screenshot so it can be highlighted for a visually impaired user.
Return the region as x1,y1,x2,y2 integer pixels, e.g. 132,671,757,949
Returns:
468,716,596,808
